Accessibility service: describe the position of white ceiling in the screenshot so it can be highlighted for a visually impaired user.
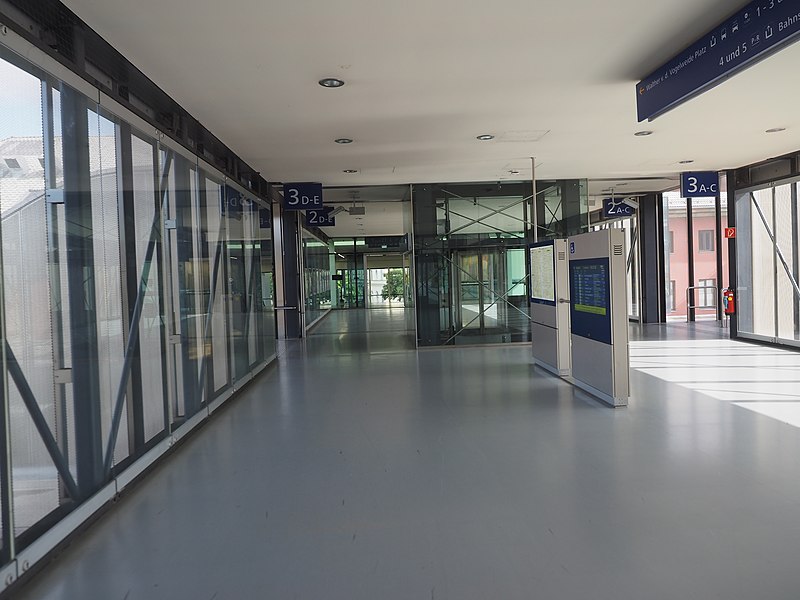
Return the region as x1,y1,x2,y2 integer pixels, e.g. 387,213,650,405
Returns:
62,0,799,191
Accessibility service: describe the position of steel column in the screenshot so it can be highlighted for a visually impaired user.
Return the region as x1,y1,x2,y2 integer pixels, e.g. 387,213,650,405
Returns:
61,86,103,498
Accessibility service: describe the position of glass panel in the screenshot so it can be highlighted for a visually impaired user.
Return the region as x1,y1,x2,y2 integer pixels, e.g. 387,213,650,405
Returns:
774,183,796,340
131,133,166,440
302,231,332,327
735,191,754,334
259,210,276,358
751,188,776,337
203,176,228,392
691,197,718,320
0,58,60,535
663,193,688,321
225,187,249,382
88,110,128,464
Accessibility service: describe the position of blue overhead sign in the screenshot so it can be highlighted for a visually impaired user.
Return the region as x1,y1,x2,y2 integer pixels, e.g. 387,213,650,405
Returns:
283,182,323,210
636,1,800,121
602,197,636,219
305,207,336,227
680,171,719,197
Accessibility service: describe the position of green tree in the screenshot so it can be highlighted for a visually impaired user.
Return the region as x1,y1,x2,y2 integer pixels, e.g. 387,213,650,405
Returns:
381,269,405,301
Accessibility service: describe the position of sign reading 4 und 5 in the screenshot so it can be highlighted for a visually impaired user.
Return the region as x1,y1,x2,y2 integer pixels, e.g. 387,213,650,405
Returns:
680,171,719,197
283,182,323,210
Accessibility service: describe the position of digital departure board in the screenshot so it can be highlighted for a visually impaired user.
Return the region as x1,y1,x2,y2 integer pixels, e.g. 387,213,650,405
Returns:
529,242,555,305
569,258,612,344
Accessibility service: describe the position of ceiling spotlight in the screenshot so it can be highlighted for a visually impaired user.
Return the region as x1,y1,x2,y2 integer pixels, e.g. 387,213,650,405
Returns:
335,138,353,144
319,78,345,88
766,127,786,133
634,130,653,137
343,169,358,173
679,159,694,164
476,134,495,141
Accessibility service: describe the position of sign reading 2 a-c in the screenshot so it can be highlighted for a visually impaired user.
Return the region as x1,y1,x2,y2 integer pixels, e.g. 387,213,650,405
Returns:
680,172,719,197
283,182,324,210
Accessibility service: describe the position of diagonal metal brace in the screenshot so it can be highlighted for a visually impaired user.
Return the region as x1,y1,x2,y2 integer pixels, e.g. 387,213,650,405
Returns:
103,152,173,478
5,343,79,500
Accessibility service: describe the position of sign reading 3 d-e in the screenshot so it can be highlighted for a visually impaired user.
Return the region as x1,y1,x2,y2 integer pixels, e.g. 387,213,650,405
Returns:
602,197,636,219
283,182,324,210
680,171,719,197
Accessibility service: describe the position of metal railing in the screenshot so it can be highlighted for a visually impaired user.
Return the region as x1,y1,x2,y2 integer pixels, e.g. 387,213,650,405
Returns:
685,286,718,322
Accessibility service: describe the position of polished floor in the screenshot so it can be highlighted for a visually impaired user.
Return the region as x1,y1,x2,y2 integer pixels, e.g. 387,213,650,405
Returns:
17,309,800,600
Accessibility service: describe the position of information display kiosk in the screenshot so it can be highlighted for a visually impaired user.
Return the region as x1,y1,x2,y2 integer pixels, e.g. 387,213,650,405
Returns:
529,240,571,376
567,230,629,406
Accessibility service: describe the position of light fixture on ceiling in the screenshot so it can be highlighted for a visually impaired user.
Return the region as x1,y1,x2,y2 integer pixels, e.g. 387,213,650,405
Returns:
766,127,786,133
634,130,653,137
319,78,345,88
343,169,358,173
616,182,628,186
509,169,520,175
335,138,353,144
678,159,694,164
476,134,495,141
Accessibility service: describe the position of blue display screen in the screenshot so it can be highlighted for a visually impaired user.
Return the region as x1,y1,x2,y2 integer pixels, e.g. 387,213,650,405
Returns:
569,258,612,345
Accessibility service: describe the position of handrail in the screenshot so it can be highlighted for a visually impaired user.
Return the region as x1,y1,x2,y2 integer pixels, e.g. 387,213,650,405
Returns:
685,285,718,322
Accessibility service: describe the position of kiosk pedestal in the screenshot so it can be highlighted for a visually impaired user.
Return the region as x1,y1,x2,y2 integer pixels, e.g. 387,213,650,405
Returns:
530,240,571,376
567,230,629,407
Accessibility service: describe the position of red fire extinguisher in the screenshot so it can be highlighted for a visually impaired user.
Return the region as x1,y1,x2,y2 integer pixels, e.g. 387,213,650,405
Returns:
723,288,735,315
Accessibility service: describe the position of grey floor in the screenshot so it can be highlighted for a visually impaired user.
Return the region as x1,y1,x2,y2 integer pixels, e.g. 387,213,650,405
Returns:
16,308,800,600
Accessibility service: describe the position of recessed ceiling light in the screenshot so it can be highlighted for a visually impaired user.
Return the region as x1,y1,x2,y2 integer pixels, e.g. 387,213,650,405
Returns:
476,134,495,141
335,138,353,144
766,127,786,133
678,159,694,164
634,130,653,137
319,78,345,88
343,169,358,173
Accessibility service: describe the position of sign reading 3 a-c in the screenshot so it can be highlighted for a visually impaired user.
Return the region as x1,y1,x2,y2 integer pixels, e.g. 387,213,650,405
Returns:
283,183,323,210
680,172,719,197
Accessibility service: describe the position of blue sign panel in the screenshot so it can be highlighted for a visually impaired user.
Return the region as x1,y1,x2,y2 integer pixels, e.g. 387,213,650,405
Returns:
636,1,800,121
283,182,323,210
602,197,636,219
680,171,719,197
305,207,335,227
259,207,271,229
569,258,612,345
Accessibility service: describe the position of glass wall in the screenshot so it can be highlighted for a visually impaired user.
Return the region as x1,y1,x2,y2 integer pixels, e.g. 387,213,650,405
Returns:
0,45,276,565
736,179,800,344
591,215,640,320
663,189,728,322
302,231,332,328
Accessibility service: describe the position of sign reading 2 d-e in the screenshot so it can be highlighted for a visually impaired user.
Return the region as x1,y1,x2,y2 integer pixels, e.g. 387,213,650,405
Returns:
305,207,335,227
680,172,719,197
283,182,323,210
602,197,635,219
